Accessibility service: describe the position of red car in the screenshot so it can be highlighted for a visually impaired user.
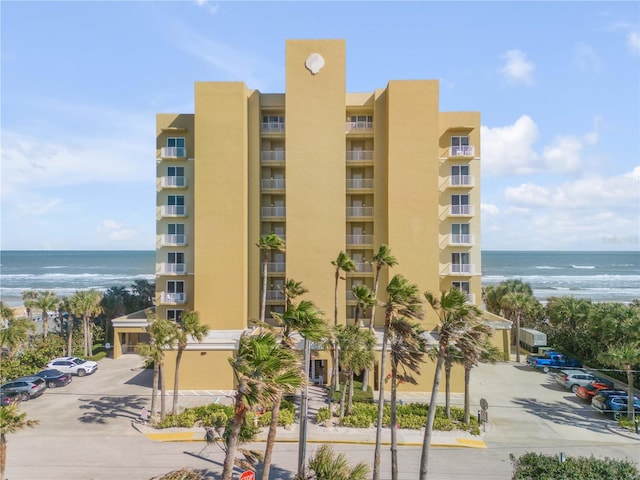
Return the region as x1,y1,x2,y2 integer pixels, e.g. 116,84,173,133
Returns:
575,382,617,402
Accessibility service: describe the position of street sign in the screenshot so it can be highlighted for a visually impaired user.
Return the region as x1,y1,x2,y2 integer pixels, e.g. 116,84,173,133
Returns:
480,398,489,411
239,471,255,480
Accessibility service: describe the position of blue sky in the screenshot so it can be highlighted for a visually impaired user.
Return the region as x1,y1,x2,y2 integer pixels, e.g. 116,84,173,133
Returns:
1,1,639,251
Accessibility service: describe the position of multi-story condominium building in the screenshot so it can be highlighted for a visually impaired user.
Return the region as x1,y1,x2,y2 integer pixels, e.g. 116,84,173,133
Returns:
114,39,499,393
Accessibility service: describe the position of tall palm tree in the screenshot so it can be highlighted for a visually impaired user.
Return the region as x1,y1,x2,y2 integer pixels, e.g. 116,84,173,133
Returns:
281,278,308,310
68,290,103,356
171,311,208,415
599,344,640,420
21,290,39,321
363,245,397,391
257,234,286,328
501,292,537,362
0,403,39,480
330,251,356,396
389,318,428,480
222,333,300,480
419,288,480,480
373,274,423,480
482,279,533,316
457,319,492,423
352,285,376,328
32,290,60,338
335,325,375,419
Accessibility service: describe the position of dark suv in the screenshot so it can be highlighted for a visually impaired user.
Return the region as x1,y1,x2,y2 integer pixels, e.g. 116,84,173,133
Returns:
0,376,47,401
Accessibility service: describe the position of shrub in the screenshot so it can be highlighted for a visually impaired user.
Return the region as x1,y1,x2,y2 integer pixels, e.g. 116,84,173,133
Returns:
340,413,372,428
316,407,331,423
511,452,640,479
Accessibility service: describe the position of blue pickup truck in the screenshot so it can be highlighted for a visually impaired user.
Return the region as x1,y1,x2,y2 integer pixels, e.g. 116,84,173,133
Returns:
526,351,583,373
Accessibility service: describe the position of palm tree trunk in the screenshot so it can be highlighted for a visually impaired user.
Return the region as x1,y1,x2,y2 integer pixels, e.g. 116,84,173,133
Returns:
42,313,48,339
347,371,354,416
332,271,340,395
626,366,635,420
463,366,471,424
515,312,521,363
260,253,268,328
339,376,347,420
363,267,382,392
67,317,73,356
151,362,159,420
261,391,282,480
172,347,184,416
222,395,245,480
373,317,390,480
419,349,446,480
445,363,451,418
160,360,166,421
390,365,398,480
0,433,7,480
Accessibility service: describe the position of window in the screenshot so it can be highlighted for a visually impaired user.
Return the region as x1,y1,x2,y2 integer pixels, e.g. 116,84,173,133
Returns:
451,281,470,294
167,195,185,215
167,252,184,264
262,115,285,125
451,165,469,176
167,195,184,206
167,280,184,293
349,115,373,123
167,166,184,177
451,223,470,244
452,252,470,265
168,224,185,235
166,309,184,322
167,137,185,148
166,166,185,187
451,194,470,215
451,136,469,147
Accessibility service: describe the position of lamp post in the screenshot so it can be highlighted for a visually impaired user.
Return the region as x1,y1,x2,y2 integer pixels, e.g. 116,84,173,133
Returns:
297,337,311,478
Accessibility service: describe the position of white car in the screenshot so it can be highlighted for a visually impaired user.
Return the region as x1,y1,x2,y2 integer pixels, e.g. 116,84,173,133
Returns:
46,357,98,377
554,369,597,392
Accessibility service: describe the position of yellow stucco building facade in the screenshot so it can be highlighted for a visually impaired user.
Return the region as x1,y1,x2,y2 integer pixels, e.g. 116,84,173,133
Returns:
131,39,495,393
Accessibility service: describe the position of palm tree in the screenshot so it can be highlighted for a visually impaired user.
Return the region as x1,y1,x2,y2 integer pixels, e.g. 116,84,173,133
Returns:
501,292,537,362
32,290,60,338
257,234,286,328
457,320,492,423
373,274,423,480
307,444,369,480
363,245,397,391
0,302,15,324
222,333,301,480
419,288,480,480
131,279,156,309
482,279,533,316
21,290,39,321
599,344,640,421
352,285,376,328
281,278,308,310
335,325,375,419
0,403,39,480
171,311,208,415
330,252,356,394
68,290,103,356
0,317,35,358
442,345,463,419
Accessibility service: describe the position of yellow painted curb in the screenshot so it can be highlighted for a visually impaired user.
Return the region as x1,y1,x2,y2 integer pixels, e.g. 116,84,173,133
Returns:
145,432,199,442
455,438,487,448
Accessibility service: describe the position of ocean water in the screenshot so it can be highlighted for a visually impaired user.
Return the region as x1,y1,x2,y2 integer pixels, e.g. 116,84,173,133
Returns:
0,250,638,307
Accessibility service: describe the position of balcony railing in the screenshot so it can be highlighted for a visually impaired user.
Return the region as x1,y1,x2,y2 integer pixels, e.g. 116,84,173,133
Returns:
162,292,187,304
266,262,286,273
450,264,475,275
346,235,373,245
449,175,474,187
266,290,285,300
160,147,187,158
346,121,374,132
449,146,475,157
354,262,373,273
161,176,187,188
449,205,474,216
261,178,286,189
261,123,285,133
262,207,286,217
346,179,374,189
162,205,187,217
346,150,374,162
449,234,474,245
466,293,476,304
160,234,187,246
261,151,286,162
158,263,186,275
346,207,374,217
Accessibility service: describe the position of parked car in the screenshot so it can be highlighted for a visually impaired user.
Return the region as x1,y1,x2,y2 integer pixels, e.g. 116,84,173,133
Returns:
1,390,22,406
575,382,618,402
554,370,598,392
592,391,640,420
35,369,73,388
45,357,98,377
0,376,47,401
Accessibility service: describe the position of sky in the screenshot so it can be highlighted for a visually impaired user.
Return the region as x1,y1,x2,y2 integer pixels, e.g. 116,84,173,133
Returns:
1,1,639,251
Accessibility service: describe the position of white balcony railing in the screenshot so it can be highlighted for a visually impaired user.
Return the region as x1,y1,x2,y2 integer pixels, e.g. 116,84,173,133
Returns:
160,147,187,158
261,123,285,133
354,262,373,273
161,234,187,246
449,205,474,216
261,178,286,189
346,235,373,245
162,205,187,217
449,234,474,245
346,179,374,189
261,150,286,162
266,262,286,273
449,146,475,157
346,207,374,217
449,175,474,187
158,263,186,275
346,121,374,132
162,292,186,304
466,294,476,304
266,290,285,300
450,264,475,275
262,207,286,217
161,176,187,188
346,150,374,162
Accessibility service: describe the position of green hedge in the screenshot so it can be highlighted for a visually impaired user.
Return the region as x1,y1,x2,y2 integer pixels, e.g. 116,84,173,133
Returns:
511,452,640,479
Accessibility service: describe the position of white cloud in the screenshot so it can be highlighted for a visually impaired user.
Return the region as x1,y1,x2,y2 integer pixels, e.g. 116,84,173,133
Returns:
97,220,139,242
195,0,219,15
500,49,535,85
628,31,640,54
481,204,500,215
574,43,604,72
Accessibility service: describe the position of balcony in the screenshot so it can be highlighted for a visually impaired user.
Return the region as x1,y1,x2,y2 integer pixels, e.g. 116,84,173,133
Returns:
449,175,474,187
162,205,187,217
162,292,187,304
262,207,286,218
449,146,475,157
262,233,286,241
346,121,373,133
160,234,187,246
160,147,187,158
346,235,373,246
449,234,474,246
261,123,285,134
266,262,286,273
266,290,285,300
466,293,476,304
261,178,286,190
354,262,373,273
346,179,373,190
450,264,475,275
346,207,374,218
449,205,474,216
261,150,286,162
157,263,186,275
346,150,374,163
161,176,187,188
